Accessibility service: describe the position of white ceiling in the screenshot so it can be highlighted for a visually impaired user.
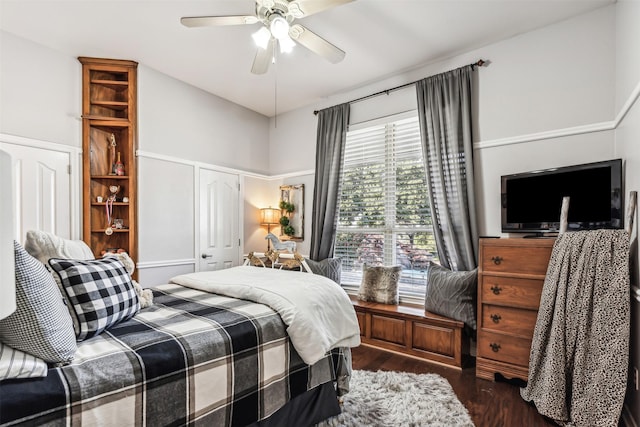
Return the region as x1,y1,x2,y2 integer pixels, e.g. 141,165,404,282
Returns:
0,0,613,117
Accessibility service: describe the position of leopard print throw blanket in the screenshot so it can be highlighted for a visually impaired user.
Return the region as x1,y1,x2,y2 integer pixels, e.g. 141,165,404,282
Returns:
520,229,630,427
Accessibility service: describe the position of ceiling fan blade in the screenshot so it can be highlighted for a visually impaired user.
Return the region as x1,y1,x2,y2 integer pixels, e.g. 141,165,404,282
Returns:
251,39,274,74
180,15,259,27
289,24,345,64
289,0,354,18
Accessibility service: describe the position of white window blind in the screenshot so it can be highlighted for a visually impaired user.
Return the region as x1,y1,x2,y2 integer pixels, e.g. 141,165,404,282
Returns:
335,115,438,299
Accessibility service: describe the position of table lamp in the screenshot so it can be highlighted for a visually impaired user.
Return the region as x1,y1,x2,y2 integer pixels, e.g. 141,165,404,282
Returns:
260,207,280,251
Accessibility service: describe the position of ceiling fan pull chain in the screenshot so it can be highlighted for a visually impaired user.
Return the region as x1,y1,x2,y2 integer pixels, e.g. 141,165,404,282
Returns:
274,44,278,127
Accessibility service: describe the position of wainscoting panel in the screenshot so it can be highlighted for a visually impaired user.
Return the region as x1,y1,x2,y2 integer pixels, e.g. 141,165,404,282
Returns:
136,262,195,287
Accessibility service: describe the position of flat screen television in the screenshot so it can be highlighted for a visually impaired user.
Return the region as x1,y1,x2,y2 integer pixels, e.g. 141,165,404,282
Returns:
501,159,623,234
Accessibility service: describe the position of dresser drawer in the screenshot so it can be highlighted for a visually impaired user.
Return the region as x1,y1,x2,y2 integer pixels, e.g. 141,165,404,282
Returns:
481,304,538,338
477,331,532,366
481,276,543,309
481,244,552,275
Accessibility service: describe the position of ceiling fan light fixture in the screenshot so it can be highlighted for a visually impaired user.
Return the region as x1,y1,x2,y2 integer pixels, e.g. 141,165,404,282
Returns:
252,26,272,49
270,15,290,40
278,35,296,53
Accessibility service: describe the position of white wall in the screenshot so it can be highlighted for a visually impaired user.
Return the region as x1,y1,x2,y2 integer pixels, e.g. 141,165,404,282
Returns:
137,156,196,285
270,5,617,238
0,31,81,147
138,66,270,174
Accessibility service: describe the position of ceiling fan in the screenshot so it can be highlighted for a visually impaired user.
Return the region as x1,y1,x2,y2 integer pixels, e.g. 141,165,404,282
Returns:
180,0,354,74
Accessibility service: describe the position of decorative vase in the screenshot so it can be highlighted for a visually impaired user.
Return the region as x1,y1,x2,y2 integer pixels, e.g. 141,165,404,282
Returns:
114,152,125,176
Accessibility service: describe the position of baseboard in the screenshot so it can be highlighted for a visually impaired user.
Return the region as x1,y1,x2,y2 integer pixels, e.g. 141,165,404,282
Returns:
622,404,638,427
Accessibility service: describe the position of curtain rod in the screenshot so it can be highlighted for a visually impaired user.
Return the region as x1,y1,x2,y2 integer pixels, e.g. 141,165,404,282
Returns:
313,59,487,115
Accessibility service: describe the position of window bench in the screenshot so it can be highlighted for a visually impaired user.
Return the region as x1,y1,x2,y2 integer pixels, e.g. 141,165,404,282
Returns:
350,296,469,369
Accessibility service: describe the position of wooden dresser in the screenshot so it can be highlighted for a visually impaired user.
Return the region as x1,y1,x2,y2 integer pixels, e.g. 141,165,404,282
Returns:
476,237,554,381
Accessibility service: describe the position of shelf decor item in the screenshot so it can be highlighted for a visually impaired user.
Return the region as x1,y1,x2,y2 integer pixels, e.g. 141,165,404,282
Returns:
108,133,117,175
114,152,125,176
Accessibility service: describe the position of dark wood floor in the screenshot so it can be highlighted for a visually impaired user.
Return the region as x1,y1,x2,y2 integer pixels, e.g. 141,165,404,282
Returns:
351,345,556,427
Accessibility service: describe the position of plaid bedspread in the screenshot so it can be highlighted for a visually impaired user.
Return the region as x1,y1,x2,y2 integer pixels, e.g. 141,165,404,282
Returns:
0,283,349,426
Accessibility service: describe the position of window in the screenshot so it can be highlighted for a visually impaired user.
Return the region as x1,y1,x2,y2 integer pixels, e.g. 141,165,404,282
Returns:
334,114,438,300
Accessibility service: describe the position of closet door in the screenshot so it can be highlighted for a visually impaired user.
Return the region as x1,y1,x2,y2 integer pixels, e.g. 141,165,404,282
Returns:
0,143,72,241
198,168,240,271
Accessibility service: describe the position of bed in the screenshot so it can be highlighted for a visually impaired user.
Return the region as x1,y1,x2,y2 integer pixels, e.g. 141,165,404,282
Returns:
0,252,360,426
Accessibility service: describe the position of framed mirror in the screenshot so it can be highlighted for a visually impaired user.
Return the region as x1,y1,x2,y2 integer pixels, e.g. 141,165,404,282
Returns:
279,184,304,241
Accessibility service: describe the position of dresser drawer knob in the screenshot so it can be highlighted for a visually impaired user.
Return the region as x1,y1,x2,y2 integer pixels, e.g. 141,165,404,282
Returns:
491,256,503,265
489,343,501,352
490,285,502,295
490,314,502,323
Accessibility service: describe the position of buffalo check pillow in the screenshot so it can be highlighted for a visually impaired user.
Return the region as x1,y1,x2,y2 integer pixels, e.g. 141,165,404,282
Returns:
48,257,140,341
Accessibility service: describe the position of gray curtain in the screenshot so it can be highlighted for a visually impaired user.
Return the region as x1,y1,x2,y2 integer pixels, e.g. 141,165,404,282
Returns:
310,103,350,260
416,65,478,270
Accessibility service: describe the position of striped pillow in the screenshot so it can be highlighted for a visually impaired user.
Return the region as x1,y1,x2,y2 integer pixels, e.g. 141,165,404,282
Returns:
0,242,77,364
0,343,47,380
424,262,477,330
49,257,140,341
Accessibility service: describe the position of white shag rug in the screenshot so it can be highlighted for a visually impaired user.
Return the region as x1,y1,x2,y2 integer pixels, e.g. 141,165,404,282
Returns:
317,369,475,427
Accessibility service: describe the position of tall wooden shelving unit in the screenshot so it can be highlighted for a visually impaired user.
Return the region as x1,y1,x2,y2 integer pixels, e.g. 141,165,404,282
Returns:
79,57,138,269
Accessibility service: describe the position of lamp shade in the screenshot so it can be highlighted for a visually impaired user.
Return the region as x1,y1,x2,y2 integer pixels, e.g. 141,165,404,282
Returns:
269,16,290,40
260,207,280,225
0,150,16,320
252,26,271,50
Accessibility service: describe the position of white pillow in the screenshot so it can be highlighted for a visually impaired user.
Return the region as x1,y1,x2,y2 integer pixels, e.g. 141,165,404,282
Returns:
24,230,94,264
0,343,48,380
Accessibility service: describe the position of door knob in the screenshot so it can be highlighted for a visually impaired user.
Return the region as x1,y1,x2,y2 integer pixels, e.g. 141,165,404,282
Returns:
201,253,213,259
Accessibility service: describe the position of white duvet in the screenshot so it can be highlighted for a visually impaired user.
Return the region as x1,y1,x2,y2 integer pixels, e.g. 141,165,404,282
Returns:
170,266,361,365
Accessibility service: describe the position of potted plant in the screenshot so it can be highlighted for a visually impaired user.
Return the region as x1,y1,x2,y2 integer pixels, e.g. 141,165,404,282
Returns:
279,200,295,236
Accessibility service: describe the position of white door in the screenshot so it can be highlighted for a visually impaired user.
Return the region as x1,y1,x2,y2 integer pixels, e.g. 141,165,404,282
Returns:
0,143,72,242
199,169,240,271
